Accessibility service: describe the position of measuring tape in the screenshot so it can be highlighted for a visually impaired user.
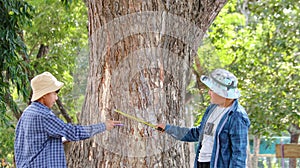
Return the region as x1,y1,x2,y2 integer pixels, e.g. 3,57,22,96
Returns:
114,109,164,131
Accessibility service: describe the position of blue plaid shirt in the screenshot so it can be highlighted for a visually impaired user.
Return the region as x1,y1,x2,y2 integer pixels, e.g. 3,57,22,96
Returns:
165,100,250,168
14,102,106,168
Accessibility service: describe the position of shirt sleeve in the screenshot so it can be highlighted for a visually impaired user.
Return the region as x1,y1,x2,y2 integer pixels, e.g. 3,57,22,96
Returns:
43,112,106,141
164,106,213,142
165,125,200,142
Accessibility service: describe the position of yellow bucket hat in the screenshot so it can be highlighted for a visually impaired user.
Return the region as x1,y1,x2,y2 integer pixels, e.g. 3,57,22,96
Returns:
30,72,64,101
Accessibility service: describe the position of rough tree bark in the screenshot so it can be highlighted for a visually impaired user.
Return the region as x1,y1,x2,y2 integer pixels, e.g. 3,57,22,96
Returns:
67,1,227,167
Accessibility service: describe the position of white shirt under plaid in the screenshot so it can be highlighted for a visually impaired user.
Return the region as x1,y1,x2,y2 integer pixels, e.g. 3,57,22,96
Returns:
14,102,106,168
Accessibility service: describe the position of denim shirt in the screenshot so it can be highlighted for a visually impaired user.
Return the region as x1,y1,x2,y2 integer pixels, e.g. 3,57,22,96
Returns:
164,100,250,168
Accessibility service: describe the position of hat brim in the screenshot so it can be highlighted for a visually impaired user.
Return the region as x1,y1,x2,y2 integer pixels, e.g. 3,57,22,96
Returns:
31,82,64,101
200,75,240,99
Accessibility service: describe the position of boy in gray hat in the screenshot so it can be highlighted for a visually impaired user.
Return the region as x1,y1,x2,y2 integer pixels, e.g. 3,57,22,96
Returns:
14,72,121,168
157,68,250,168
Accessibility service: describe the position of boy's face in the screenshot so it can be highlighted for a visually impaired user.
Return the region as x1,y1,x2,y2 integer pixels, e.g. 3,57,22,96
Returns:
42,92,58,108
208,89,227,105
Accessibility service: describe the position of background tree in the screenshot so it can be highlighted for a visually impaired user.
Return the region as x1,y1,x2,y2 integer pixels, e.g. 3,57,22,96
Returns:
0,0,33,123
245,1,299,167
0,1,33,164
22,0,89,123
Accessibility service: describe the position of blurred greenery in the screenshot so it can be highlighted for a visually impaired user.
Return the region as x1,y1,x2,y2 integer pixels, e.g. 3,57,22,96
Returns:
0,0,33,123
195,0,299,138
0,124,15,165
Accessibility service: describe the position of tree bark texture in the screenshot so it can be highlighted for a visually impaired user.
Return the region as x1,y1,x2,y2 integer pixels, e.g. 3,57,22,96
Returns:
67,0,227,167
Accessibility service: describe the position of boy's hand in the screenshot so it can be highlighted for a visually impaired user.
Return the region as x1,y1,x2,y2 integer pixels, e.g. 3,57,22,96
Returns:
105,120,122,131
156,123,166,132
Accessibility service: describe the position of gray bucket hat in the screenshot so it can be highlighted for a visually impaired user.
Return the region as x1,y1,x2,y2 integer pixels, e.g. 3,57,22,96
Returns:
200,69,241,99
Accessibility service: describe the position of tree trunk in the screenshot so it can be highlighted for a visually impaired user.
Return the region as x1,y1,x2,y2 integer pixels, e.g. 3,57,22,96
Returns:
289,133,299,168
247,139,253,168
252,135,260,168
288,124,300,168
67,0,227,167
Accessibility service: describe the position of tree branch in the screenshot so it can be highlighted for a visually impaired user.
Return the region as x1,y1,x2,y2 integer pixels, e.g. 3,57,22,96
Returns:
56,98,73,123
4,93,22,120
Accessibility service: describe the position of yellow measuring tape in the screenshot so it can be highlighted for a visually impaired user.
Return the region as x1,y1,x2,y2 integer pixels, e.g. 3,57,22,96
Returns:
114,109,163,131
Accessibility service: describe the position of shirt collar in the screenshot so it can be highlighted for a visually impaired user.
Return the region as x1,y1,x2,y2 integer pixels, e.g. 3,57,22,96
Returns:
31,101,50,111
